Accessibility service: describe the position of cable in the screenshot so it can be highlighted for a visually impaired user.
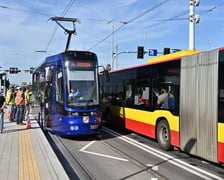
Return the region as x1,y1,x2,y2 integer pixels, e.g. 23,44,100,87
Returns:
45,0,76,52
9,0,51,17
198,2,224,16
61,0,75,16
88,0,169,51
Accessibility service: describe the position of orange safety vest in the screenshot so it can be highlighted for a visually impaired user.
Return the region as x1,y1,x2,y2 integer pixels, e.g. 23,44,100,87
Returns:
15,90,25,105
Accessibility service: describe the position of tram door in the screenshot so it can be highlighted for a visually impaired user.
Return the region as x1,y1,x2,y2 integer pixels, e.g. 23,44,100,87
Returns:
44,83,52,128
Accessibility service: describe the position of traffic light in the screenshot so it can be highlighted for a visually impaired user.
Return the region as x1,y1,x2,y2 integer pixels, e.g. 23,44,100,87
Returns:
9,67,20,74
163,48,170,55
30,67,35,74
137,46,144,59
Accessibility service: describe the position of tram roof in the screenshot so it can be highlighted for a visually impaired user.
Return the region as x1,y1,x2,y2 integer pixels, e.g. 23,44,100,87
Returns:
147,50,201,65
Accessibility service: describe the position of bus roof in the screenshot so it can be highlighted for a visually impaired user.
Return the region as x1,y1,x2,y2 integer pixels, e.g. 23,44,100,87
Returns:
109,50,201,73
147,50,201,65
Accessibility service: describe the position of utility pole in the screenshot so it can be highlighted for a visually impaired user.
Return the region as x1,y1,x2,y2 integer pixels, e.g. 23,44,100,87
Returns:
189,0,200,50
108,20,115,70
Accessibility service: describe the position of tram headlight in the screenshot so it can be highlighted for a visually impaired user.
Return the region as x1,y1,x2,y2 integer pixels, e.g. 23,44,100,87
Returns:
90,111,96,116
67,111,79,116
70,125,79,131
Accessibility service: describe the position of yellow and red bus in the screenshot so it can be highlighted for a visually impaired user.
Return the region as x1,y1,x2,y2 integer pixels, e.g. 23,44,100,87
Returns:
100,48,224,164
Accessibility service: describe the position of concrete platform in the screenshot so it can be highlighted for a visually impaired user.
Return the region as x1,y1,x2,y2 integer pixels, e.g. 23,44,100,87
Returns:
0,107,69,180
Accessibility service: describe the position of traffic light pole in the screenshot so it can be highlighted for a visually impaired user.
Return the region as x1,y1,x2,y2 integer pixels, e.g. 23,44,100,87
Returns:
0,73,7,95
112,50,146,70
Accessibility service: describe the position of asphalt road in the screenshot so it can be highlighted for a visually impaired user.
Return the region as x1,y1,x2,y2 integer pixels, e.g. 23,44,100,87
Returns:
47,122,224,180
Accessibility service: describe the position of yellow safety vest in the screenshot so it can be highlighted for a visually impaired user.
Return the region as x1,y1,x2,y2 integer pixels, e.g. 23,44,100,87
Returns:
6,89,15,105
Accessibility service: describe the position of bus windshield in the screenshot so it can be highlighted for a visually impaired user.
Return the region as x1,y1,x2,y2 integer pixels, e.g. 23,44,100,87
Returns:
66,69,98,107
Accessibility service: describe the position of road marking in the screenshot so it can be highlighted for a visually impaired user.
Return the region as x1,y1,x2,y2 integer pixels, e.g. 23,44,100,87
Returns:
79,141,129,162
146,164,159,171
103,127,222,180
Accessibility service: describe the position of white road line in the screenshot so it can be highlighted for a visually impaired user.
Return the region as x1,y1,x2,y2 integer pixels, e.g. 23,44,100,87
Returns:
103,127,223,180
79,141,96,151
79,141,129,162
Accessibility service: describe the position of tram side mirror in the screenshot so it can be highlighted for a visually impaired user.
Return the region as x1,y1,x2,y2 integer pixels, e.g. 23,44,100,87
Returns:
104,70,110,82
45,67,52,82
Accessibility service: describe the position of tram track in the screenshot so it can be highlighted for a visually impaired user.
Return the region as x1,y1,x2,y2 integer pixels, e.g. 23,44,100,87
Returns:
102,126,224,180
47,126,224,180
47,133,96,180
99,136,168,180
48,131,166,179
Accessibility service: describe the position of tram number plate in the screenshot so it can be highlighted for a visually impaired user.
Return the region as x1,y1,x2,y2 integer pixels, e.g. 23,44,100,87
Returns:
90,125,98,129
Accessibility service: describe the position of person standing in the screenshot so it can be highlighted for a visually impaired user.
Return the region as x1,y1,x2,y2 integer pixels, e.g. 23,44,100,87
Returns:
29,92,35,108
15,87,26,125
157,87,174,109
6,86,15,121
24,88,30,121
0,93,6,133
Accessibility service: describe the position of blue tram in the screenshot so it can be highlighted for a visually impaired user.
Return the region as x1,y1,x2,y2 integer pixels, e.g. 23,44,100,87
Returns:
33,50,103,136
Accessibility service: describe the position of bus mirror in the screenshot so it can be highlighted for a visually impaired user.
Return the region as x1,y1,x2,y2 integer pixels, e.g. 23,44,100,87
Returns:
104,70,110,82
45,67,52,82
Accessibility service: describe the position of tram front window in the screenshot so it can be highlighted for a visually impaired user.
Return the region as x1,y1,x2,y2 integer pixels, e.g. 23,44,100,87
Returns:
67,70,98,107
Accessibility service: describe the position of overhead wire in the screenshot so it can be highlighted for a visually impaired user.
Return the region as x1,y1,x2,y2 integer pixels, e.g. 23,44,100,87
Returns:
198,2,224,16
88,0,170,51
8,0,51,17
87,1,224,51
44,0,76,52
1,0,76,53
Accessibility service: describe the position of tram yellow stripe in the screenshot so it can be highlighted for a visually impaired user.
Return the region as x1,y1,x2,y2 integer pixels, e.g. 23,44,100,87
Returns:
218,123,224,143
19,126,41,180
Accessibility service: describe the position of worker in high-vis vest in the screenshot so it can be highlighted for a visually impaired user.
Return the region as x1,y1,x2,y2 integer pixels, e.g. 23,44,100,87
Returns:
24,88,30,121
6,85,15,121
15,87,26,125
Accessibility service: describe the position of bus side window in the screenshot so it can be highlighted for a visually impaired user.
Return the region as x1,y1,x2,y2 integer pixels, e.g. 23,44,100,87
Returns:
134,87,150,108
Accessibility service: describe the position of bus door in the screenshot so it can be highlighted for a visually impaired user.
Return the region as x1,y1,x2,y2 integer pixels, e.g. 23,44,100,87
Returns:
124,78,154,136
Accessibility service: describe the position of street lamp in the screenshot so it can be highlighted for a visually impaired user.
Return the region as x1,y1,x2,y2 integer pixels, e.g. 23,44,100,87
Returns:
107,20,115,70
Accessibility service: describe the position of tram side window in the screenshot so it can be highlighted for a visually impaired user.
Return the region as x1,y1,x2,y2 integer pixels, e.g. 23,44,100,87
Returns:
56,69,64,104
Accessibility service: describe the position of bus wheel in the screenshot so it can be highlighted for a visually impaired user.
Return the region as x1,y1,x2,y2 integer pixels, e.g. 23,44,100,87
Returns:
156,119,172,150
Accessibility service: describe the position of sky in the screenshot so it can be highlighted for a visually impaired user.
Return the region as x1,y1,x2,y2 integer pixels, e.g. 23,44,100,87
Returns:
0,0,224,85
